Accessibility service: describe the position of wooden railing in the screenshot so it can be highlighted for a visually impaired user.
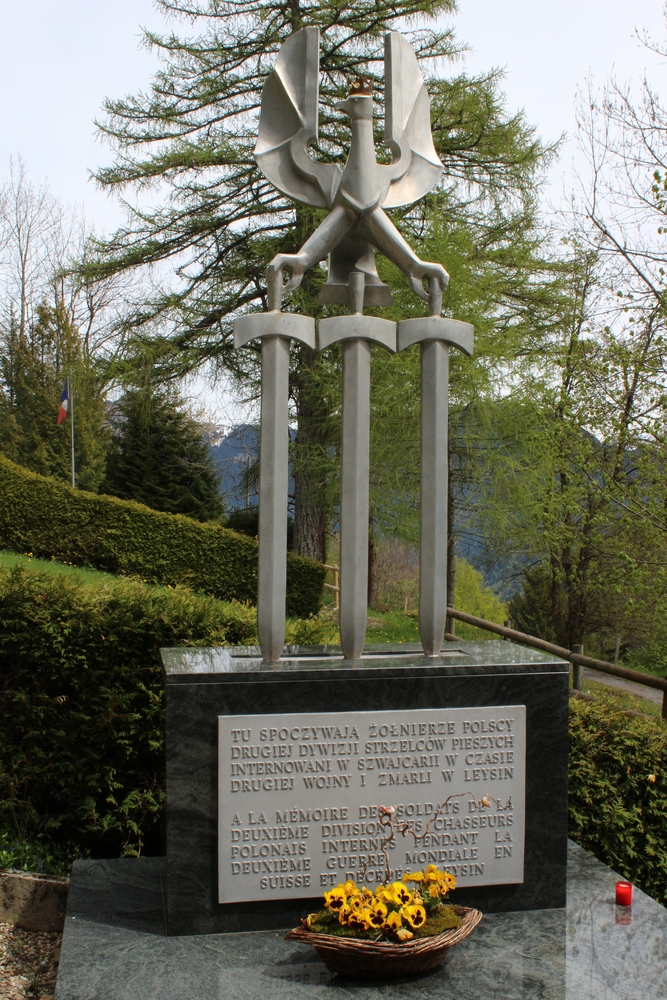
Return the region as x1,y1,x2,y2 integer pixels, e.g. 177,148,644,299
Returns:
323,564,340,608
317,575,667,718
445,607,667,720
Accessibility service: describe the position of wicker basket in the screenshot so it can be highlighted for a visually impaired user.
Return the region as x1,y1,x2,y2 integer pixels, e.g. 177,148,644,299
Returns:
285,906,482,978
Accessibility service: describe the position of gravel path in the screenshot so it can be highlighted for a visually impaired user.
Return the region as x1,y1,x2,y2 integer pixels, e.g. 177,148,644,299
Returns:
0,923,61,1000
582,666,663,707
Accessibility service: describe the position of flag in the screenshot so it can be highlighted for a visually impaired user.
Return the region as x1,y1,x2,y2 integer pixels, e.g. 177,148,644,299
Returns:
57,379,69,424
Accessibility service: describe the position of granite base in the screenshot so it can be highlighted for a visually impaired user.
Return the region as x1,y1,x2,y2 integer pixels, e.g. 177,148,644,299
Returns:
54,841,667,1000
162,641,569,935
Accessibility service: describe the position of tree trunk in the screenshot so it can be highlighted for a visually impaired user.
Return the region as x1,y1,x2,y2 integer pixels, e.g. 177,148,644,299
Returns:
291,344,328,564
367,519,378,609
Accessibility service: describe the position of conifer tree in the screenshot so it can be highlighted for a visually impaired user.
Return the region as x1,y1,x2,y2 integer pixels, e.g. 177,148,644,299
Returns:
0,303,108,491
84,0,554,561
103,384,224,521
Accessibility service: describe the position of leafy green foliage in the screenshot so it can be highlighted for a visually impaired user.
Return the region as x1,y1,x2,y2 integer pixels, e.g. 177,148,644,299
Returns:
0,304,108,492
1,557,666,901
0,565,258,862
104,383,224,521
450,558,508,640
508,564,558,643
0,454,325,616
569,698,667,906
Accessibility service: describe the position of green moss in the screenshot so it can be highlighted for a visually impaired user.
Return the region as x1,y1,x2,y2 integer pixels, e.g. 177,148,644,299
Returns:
413,905,462,937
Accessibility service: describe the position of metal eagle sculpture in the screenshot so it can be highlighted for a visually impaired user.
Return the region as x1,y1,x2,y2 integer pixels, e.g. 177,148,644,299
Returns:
234,26,472,665
254,27,448,306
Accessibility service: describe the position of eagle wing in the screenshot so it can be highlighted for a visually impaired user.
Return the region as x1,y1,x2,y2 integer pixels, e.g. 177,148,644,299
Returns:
381,32,444,210
254,27,341,210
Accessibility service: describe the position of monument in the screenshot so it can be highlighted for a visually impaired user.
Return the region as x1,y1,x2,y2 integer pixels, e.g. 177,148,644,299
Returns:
52,28,667,1000
160,27,568,936
233,26,473,664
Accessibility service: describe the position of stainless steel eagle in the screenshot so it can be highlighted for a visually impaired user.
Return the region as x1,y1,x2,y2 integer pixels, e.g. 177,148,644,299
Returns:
235,26,473,665
255,26,448,305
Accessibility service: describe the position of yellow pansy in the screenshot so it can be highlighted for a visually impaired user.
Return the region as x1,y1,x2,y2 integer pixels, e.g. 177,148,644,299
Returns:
347,908,370,931
438,872,457,893
423,864,440,882
387,881,413,906
401,903,427,929
396,927,414,941
324,887,346,911
403,870,424,883
428,883,440,899
343,879,358,895
368,900,387,926
383,910,403,932
359,905,383,929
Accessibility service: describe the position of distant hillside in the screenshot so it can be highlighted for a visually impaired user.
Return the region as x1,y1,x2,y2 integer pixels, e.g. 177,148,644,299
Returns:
208,423,294,513
207,423,258,511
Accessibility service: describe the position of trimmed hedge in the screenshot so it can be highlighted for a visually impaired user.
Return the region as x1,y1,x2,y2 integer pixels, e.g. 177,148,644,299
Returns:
0,566,258,863
569,698,667,906
4,561,666,891
0,456,324,617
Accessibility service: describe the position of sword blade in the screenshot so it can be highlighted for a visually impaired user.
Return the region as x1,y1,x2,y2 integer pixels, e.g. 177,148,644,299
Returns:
419,339,449,655
339,338,371,660
258,335,291,663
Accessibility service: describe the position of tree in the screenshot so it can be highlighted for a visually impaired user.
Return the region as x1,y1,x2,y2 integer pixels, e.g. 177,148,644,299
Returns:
0,304,108,491
83,0,553,563
103,383,224,521
462,235,667,652
0,159,141,491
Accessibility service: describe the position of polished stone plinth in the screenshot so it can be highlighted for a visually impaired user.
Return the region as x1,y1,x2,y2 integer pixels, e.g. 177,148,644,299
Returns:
162,641,569,935
54,841,667,1000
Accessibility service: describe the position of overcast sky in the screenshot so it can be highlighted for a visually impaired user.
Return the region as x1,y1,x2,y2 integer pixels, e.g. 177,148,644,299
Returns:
1,0,665,233
1,1,666,233
1,1,664,424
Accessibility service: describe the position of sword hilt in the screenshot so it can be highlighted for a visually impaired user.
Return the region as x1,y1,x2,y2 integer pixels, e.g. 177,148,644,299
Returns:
428,276,442,317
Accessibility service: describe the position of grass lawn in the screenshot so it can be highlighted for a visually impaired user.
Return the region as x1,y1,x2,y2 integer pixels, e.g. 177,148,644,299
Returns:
0,550,502,648
0,549,118,587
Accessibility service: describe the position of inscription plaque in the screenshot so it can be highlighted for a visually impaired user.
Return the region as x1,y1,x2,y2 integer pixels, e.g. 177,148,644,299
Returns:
218,705,525,903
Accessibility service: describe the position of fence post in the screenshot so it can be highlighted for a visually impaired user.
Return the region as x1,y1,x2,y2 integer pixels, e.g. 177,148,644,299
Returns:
572,643,584,692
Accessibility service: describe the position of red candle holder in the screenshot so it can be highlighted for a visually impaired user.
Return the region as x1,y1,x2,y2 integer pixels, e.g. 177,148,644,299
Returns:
615,880,633,906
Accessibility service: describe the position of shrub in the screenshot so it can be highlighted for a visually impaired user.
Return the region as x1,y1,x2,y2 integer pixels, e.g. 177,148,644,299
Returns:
0,455,324,617
0,565,257,862
569,698,667,905
451,557,508,640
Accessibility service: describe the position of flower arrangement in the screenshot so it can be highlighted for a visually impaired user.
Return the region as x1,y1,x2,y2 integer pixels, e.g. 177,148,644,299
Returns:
303,865,461,943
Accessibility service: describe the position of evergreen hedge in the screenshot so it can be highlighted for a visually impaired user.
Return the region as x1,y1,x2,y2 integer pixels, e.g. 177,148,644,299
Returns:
569,698,667,906
3,560,666,895
0,566,258,865
0,456,324,617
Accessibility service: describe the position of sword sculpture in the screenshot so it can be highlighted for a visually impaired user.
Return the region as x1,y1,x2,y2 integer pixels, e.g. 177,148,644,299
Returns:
235,26,473,662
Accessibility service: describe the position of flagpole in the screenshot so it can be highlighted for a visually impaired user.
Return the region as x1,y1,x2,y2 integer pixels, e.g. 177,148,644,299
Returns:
70,377,76,488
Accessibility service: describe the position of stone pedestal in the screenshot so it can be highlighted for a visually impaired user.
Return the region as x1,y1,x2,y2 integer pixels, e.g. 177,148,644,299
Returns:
161,640,569,936
53,843,667,1000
